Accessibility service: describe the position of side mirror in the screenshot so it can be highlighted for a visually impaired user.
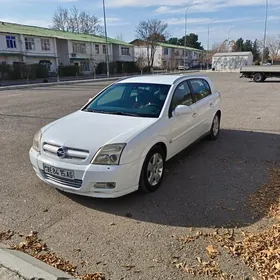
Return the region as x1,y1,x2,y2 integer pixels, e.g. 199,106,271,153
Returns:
174,105,192,116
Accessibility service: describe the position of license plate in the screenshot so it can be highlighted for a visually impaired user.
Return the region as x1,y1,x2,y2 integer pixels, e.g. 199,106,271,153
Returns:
43,164,75,180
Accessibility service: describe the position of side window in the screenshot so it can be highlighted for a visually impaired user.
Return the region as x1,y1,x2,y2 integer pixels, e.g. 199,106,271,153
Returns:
170,81,193,114
189,79,211,102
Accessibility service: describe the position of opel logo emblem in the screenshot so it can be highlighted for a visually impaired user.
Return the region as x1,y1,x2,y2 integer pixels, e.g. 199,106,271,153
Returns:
57,147,66,158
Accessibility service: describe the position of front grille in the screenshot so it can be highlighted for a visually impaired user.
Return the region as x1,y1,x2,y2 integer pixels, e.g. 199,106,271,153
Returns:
43,143,89,161
43,173,83,189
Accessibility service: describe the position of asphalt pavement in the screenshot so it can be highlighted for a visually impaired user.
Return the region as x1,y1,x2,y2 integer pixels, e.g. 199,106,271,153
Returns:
0,73,280,279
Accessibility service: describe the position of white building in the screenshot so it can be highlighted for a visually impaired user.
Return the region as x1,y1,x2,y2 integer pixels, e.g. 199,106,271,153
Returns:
0,21,134,75
131,40,203,69
212,52,253,72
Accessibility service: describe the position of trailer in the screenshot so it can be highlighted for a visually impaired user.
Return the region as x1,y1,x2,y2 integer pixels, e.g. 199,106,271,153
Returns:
240,65,280,82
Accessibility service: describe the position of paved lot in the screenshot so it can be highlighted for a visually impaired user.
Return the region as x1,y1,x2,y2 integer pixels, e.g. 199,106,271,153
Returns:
0,73,280,279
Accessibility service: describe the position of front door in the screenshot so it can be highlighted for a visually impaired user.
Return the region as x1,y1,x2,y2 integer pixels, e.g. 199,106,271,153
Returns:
167,81,199,158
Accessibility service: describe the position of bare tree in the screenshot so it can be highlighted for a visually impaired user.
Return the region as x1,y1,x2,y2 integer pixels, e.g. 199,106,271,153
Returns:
115,33,124,41
51,5,103,35
259,36,280,64
135,19,168,70
135,55,147,74
212,40,228,53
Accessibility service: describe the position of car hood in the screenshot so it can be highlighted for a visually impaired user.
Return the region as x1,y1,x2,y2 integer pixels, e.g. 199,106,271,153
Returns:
42,110,156,160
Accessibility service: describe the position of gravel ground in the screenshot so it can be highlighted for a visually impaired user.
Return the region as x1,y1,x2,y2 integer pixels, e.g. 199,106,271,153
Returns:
0,73,280,280
0,266,25,280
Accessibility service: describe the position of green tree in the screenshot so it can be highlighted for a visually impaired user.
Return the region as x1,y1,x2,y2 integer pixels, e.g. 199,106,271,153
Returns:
167,33,204,49
233,38,244,52
252,39,260,62
243,40,253,52
167,37,180,45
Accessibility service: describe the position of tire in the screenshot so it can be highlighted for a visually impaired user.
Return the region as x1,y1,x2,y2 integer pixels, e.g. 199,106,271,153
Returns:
139,146,165,193
253,73,264,83
209,113,220,140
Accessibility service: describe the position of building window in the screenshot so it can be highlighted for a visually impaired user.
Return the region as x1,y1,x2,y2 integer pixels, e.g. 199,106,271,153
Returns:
103,45,107,54
95,44,99,54
6,36,17,49
41,39,50,51
72,42,86,54
25,37,35,50
121,47,130,56
164,48,168,55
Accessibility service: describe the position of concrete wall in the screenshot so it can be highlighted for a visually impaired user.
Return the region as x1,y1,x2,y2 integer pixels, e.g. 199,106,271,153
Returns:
56,39,69,66
212,54,253,72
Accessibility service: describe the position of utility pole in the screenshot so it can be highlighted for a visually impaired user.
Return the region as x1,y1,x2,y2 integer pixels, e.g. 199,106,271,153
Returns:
207,19,216,70
184,3,198,68
261,0,268,65
103,0,110,78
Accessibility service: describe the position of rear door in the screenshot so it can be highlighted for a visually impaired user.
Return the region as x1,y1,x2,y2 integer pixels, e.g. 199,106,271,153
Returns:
188,78,214,136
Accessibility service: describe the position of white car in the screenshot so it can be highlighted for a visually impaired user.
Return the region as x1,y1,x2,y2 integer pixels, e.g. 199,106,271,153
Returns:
29,74,221,198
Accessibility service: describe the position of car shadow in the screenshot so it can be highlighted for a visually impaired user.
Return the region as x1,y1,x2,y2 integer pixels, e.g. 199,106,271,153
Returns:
64,129,280,228
249,80,280,83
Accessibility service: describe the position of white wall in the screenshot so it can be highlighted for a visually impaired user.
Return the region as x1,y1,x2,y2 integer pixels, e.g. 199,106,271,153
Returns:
22,36,56,58
134,45,163,67
117,45,134,62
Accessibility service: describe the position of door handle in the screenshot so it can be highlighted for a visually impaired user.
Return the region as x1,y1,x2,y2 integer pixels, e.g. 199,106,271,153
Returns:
192,112,197,118
209,103,213,107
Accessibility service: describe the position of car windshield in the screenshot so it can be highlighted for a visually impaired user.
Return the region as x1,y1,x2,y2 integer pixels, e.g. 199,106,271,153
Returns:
83,82,171,118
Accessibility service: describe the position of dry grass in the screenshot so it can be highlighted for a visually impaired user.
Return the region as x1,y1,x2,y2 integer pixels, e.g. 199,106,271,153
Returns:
248,168,280,220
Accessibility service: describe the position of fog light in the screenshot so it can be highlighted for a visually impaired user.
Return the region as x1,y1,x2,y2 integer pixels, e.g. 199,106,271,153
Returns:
94,182,116,189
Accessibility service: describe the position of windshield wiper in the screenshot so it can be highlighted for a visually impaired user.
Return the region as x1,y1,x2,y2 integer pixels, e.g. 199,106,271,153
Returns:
112,111,141,117
84,109,140,117
85,109,109,114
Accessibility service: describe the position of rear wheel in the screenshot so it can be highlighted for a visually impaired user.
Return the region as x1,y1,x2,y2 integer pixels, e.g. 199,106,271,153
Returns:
139,146,165,193
253,73,264,83
209,113,220,140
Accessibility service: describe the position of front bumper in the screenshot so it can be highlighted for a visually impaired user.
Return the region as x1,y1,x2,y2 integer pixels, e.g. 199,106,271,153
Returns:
29,147,141,198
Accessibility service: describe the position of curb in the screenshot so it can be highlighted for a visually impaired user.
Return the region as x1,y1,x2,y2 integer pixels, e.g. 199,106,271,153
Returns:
0,77,122,91
0,246,76,280
0,70,200,91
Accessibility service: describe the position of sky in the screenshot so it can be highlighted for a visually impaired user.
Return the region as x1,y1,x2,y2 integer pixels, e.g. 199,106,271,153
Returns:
0,0,280,49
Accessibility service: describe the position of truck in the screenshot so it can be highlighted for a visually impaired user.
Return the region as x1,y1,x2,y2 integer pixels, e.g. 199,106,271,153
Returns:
240,65,280,82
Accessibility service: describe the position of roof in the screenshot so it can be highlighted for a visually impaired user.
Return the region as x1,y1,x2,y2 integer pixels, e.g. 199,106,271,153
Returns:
213,52,252,57
130,39,203,52
0,21,132,46
118,74,206,85
158,42,203,52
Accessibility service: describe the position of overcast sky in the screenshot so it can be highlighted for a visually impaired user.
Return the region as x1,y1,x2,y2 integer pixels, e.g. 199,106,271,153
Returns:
1,0,280,48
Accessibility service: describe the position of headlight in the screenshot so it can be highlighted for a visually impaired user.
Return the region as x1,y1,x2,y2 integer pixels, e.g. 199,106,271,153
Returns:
91,143,126,165
32,130,42,152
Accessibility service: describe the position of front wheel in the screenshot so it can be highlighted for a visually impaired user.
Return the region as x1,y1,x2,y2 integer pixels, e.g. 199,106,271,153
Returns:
139,146,165,193
209,114,220,140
